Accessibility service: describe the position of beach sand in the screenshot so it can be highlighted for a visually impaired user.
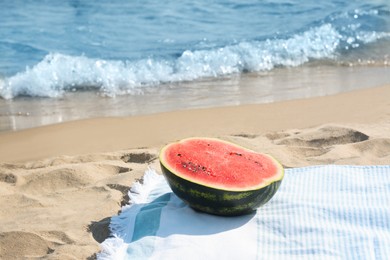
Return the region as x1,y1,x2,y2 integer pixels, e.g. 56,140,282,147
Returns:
0,84,389,259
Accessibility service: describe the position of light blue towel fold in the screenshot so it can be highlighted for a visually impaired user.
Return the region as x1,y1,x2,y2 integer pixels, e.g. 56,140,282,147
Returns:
98,165,390,260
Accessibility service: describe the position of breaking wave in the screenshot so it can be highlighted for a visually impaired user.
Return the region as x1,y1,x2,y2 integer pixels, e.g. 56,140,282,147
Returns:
1,20,389,99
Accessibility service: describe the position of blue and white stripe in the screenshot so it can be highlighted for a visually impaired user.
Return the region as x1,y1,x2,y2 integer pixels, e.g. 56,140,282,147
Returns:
99,165,390,260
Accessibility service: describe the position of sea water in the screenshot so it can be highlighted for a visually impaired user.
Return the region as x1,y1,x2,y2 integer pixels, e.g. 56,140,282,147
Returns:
0,0,390,130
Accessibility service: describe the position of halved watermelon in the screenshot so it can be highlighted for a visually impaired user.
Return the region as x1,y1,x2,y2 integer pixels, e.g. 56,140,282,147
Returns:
159,137,284,216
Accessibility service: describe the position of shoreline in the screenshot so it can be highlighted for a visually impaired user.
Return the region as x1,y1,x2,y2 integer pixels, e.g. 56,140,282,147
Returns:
0,83,389,163
1,64,389,132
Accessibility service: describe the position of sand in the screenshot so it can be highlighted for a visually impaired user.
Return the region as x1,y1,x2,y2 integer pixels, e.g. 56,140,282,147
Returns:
0,84,389,259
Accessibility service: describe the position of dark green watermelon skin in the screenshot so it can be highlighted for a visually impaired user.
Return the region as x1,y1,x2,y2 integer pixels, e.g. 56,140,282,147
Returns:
160,162,282,216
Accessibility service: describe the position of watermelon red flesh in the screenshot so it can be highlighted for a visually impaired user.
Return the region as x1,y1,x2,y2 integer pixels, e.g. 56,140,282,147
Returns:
160,138,282,191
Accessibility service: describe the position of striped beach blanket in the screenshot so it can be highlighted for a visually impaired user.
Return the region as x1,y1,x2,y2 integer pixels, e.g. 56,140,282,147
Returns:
98,165,390,260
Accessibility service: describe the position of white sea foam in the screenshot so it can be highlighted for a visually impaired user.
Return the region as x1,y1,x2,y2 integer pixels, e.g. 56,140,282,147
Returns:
0,24,388,99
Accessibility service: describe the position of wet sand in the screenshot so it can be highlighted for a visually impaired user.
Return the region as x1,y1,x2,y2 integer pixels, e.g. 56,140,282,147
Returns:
1,65,389,132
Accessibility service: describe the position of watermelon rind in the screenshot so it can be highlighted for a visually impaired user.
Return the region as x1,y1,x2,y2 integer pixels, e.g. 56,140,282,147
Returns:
159,137,284,216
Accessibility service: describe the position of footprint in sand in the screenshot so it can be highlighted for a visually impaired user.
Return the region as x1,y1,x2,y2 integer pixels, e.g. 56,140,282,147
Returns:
270,126,369,148
20,163,132,194
262,125,373,164
121,152,157,164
